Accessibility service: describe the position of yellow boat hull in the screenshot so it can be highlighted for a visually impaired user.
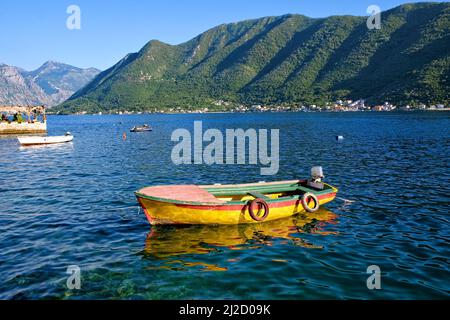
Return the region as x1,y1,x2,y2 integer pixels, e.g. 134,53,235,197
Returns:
136,181,337,225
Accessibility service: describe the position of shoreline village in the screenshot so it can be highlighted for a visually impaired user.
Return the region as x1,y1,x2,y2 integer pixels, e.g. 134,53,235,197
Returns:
60,101,449,116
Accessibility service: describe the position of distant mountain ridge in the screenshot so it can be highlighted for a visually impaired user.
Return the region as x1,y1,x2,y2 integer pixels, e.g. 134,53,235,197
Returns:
57,2,449,113
0,61,100,107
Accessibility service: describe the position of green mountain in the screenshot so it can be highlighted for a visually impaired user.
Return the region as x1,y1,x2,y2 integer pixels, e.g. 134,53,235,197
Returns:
56,2,450,113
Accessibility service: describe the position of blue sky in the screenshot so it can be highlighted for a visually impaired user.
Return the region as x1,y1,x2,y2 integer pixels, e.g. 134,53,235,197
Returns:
0,0,441,70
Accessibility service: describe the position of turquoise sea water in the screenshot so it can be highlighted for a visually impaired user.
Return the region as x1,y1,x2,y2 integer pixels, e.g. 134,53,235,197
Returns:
0,112,449,299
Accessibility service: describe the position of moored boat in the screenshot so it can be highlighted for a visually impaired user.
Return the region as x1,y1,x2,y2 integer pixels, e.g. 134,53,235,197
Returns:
130,124,152,132
135,167,338,225
18,132,73,146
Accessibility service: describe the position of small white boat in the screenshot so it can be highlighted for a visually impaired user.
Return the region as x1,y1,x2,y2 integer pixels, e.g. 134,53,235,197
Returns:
130,124,152,132
18,132,73,146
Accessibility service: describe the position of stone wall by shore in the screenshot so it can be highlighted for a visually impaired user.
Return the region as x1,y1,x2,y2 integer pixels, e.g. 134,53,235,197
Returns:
0,121,47,134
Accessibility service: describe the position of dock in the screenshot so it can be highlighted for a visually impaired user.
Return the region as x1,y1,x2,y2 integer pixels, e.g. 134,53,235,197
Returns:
0,105,47,134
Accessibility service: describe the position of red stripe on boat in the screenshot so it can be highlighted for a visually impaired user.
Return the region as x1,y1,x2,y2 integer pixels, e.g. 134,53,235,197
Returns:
173,193,336,210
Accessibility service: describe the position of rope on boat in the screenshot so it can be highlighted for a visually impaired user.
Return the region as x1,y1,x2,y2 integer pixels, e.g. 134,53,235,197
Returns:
106,205,141,212
336,197,355,204
114,205,141,209
105,205,142,217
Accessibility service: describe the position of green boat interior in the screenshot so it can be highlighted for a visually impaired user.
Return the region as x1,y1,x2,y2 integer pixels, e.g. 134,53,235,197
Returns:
202,180,336,203
136,180,337,205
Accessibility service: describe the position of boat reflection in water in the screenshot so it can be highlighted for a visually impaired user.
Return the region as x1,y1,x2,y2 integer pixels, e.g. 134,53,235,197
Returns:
141,208,338,271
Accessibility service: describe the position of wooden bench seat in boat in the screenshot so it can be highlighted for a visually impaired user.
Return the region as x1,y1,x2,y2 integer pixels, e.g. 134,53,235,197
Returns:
246,191,270,200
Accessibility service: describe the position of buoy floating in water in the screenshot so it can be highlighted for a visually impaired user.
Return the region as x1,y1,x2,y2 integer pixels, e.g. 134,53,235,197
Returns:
336,135,344,141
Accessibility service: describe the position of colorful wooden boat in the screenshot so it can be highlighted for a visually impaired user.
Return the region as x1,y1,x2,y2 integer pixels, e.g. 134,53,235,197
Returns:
135,179,338,225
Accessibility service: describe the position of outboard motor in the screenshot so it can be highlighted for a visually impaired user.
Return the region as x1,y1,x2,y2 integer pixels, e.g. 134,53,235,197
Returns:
307,166,325,190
